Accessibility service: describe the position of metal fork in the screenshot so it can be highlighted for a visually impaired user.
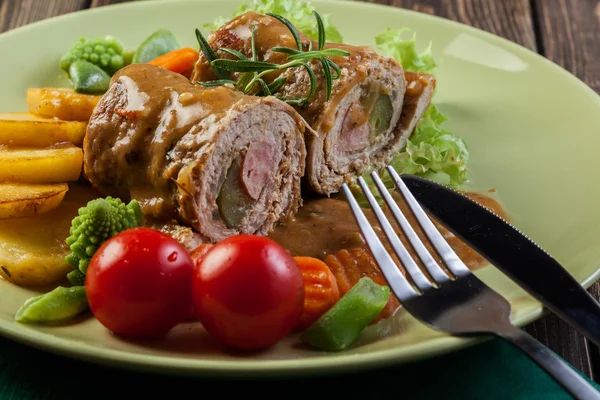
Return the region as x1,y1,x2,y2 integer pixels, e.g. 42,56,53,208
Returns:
341,167,600,400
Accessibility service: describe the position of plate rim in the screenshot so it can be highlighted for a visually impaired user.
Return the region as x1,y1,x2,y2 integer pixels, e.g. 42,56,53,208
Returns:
1,0,599,377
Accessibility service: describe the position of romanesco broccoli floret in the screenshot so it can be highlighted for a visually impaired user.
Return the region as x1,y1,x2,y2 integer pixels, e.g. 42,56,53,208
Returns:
60,35,133,76
65,197,145,274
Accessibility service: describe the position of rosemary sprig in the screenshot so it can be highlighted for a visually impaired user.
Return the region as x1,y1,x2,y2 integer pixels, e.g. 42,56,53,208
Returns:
200,79,237,87
211,60,280,72
267,13,303,51
314,9,326,52
195,10,350,105
195,29,229,81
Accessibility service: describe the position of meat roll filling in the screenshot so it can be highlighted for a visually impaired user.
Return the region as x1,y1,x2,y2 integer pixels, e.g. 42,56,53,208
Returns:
192,11,435,195
176,104,305,241
84,64,307,243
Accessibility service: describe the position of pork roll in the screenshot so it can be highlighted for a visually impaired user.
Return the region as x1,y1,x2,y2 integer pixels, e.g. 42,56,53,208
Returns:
191,11,436,195
83,63,308,243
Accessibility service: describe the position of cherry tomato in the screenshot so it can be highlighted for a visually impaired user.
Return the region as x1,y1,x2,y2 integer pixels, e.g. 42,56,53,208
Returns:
184,244,214,321
190,244,213,268
85,227,195,338
192,235,304,350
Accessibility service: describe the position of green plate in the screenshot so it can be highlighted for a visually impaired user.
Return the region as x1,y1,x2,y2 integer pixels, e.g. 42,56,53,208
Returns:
0,0,599,377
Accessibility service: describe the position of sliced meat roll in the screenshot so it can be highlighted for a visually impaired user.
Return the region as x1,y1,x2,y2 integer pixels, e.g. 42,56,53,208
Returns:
191,11,436,195
84,64,308,243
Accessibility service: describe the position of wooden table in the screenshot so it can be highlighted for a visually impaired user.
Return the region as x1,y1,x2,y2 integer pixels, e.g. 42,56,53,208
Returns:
1,0,599,381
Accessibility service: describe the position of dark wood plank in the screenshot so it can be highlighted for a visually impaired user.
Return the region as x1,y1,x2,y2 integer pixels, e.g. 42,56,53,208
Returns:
90,0,129,7
525,314,593,377
533,0,600,92
0,0,88,32
587,284,600,381
362,0,536,50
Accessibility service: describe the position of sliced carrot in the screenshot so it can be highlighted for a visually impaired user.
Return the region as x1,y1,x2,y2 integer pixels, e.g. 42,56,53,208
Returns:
148,47,199,78
325,248,400,324
293,256,341,332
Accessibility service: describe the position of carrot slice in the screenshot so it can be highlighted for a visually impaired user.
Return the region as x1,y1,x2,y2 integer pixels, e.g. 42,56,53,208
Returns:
148,47,199,78
325,248,400,324
293,256,341,331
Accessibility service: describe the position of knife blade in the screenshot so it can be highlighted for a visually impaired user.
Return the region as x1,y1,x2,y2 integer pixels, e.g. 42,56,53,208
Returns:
399,174,600,347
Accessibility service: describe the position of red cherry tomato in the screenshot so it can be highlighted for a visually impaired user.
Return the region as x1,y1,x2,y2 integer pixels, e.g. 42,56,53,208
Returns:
85,227,195,338
192,235,304,350
184,244,214,321
190,244,213,269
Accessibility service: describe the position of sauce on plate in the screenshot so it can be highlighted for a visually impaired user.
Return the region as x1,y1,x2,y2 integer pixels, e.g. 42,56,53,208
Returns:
269,190,507,271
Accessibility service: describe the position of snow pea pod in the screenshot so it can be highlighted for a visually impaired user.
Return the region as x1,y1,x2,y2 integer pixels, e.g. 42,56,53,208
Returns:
133,29,181,64
69,60,111,94
300,277,390,351
15,286,88,324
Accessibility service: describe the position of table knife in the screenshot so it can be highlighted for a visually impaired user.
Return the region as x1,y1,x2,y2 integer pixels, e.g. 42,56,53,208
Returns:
399,174,600,347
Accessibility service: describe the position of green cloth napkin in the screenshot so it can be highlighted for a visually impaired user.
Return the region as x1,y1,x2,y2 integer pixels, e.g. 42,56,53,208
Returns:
0,335,597,399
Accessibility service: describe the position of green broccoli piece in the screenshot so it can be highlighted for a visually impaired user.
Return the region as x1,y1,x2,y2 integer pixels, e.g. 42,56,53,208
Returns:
65,197,145,275
66,269,86,287
59,35,133,76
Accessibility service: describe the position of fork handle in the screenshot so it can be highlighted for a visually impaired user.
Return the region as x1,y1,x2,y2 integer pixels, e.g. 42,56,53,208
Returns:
497,326,600,400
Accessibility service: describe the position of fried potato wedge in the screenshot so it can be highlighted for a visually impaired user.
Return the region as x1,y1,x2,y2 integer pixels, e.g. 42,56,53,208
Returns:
0,183,99,286
0,112,87,147
0,182,68,219
26,88,100,122
0,145,83,183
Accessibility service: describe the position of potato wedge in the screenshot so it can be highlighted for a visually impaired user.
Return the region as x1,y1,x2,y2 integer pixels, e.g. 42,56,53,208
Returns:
0,145,83,183
0,112,87,147
0,183,100,286
0,182,68,219
26,88,100,122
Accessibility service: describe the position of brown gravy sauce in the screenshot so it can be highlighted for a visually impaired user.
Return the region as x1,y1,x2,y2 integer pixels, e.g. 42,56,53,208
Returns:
269,190,507,271
87,64,252,221
404,71,431,97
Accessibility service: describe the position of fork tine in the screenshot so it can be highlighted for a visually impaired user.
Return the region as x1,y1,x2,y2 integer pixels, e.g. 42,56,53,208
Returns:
341,183,418,300
387,167,471,277
356,176,433,291
370,171,450,284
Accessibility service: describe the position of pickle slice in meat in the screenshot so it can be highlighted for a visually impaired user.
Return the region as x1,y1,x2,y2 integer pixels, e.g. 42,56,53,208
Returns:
217,158,253,229
368,95,393,137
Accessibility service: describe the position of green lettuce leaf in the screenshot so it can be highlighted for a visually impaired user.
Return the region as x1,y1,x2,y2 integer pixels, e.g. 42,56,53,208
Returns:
375,28,437,74
387,104,469,187
204,0,343,43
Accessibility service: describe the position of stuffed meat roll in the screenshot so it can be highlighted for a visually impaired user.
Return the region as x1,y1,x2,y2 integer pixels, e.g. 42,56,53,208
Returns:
192,11,436,195
84,64,308,243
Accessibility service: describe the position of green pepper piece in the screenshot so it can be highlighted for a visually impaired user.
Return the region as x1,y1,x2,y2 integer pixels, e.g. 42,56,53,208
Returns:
69,60,111,94
132,29,180,64
15,286,89,324
216,157,253,229
368,94,393,137
300,277,390,351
